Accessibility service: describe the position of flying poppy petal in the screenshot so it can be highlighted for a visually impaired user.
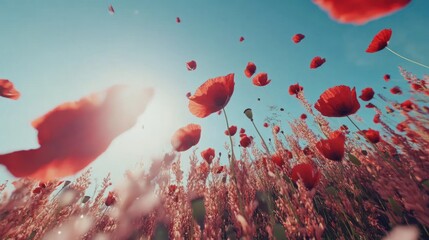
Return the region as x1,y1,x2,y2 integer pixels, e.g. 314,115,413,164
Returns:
359,87,375,101
244,62,256,78
171,124,201,152
108,5,115,14
0,86,153,180
188,74,235,118
239,36,245,42
310,56,326,69
313,0,411,25
315,85,360,117
292,33,305,43
390,86,402,95
0,79,20,100
186,60,197,71
225,125,237,136
383,74,391,82
366,29,392,53
252,73,271,86
176,17,181,23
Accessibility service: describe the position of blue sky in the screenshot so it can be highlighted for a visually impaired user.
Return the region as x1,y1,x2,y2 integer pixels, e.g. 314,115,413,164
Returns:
0,1,428,186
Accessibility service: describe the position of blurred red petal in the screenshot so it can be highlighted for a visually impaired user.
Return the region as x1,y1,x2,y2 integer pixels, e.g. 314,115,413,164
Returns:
366,29,392,53
0,79,21,100
186,60,197,71
310,56,326,69
292,33,305,43
171,124,201,152
359,87,375,101
252,73,271,86
244,62,256,78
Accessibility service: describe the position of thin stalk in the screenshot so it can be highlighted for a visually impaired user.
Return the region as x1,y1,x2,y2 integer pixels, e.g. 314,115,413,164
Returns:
251,120,271,155
386,47,429,69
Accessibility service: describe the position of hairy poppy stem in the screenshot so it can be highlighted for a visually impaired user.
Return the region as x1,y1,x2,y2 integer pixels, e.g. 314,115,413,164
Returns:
346,116,362,132
386,47,429,69
251,120,271,156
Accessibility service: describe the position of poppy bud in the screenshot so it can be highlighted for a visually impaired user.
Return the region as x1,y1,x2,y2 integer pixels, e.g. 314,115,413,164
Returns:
244,108,253,121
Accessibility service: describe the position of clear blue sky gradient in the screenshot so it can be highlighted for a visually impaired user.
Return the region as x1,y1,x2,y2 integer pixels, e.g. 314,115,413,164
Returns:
0,1,428,186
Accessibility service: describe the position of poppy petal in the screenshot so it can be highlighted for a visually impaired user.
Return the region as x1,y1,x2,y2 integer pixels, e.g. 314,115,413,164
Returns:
0,79,20,100
171,124,201,152
366,29,392,53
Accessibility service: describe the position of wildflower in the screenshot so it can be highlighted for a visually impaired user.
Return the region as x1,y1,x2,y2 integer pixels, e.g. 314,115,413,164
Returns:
310,56,326,69
273,125,280,134
240,135,252,148
201,148,215,164
214,166,225,174
366,28,393,53
288,83,303,96
186,60,197,71
263,122,269,128
0,86,153,180
105,191,116,206
224,125,237,136
188,73,235,118
244,62,256,78
315,85,360,117
400,99,417,112
252,72,271,86
359,87,375,101
171,124,201,152
313,0,410,24
244,108,253,121
292,33,305,43
373,114,381,124
390,86,402,95
291,163,321,190
366,103,376,108
316,130,345,161
300,114,307,120
0,79,20,100
383,74,391,81
362,129,381,143
271,154,285,168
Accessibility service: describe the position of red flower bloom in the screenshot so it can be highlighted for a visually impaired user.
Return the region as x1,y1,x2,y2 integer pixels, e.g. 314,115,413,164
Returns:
366,29,392,53
362,129,381,143
201,148,215,164
383,74,391,82
271,154,285,168
33,187,42,194
315,85,360,117
410,83,423,91
252,73,271,86
273,125,280,134
313,0,410,24
303,146,313,156
366,103,376,108
310,56,326,69
176,17,181,23
244,62,256,78
108,5,115,14
291,163,321,190
239,36,245,42
171,124,201,152
288,83,303,96
292,33,305,43
300,114,307,120
168,185,177,195
240,128,246,134
105,191,116,206
316,130,345,161
225,125,237,136
188,73,235,118
359,87,375,101
215,166,225,174
373,114,381,124
0,79,20,100
390,86,402,95
263,122,269,128
186,60,197,71
400,99,417,112
0,86,153,180
396,122,406,132
240,135,252,148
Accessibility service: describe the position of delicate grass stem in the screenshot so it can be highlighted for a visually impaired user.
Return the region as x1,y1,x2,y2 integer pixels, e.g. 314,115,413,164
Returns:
251,120,271,156
386,47,429,69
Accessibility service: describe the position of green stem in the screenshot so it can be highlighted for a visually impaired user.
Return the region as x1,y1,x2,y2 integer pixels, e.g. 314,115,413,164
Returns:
386,47,429,69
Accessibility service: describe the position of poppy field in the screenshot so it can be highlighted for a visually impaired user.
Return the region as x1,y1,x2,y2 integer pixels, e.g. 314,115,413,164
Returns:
0,1,428,239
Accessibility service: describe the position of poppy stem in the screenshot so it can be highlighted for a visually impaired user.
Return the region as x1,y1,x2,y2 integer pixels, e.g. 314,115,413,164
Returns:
346,116,362,132
251,120,271,156
222,108,236,162
386,47,429,69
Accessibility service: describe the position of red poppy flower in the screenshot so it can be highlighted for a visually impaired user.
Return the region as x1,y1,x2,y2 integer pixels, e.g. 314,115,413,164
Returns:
373,114,381,124
239,36,245,42
225,125,237,136
171,124,201,152
291,163,321,190
313,0,411,24
201,148,215,164
390,86,402,95
273,125,280,134
292,33,305,43
105,191,116,206
108,5,115,14
176,17,181,23
362,129,381,143
366,29,392,53
168,185,177,195
244,62,256,78
33,187,42,194
0,79,20,100
188,73,235,118
400,99,417,112
310,56,326,69
316,130,345,161
303,146,313,156
288,83,303,96
383,74,391,82
263,122,269,128
340,124,348,131
252,73,271,86
396,122,406,132
215,166,224,174
240,135,252,148
0,86,153,180
186,60,197,71
240,128,246,134
410,83,423,91
300,114,307,120
271,154,285,168
315,85,360,117
366,103,376,108
359,87,375,101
